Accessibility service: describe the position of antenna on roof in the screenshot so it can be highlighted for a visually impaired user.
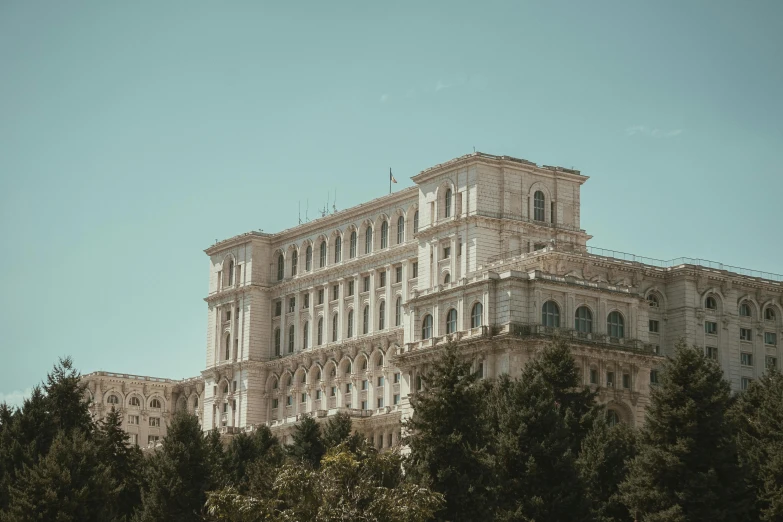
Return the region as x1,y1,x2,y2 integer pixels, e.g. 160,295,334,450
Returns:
332,189,337,214
305,199,309,222
298,201,302,225
473,146,476,153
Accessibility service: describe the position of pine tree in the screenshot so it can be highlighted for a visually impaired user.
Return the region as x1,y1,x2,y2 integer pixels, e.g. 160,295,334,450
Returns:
95,407,143,521
1,430,119,522
731,368,783,520
619,342,753,521
403,341,494,522
136,412,215,522
285,416,325,468
43,357,93,436
487,372,590,522
321,412,363,452
577,416,637,522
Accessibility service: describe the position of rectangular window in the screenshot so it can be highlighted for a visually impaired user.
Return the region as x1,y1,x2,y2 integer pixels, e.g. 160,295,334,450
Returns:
363,276,370,292
741,352,753,366
286,395,292,406
149,417,160,427
765,332,777,346
226,310,231,321
148,435,160,445
705,321,718,335
272,398,279,408
361,400,367,410
377,397,384,408
395,266,402,283
361,379,368,391
301,393,306,404
379,271,386,288
129,433,138,446
649,320,659,333
377,376,384,386
589,368,597,385
654,345,661,355
650,370,659,385
388,433,393,447
332,285,339,301
706,346,718,360
348,280,354,296
303,293,309,309
233,381,237,392
606,371,614,387
330,386,336,397
288,297,295,313
766,356,778,370
346,383,352,393
315,390,321,400
393,372,400,384
393,393,400,405
443,246,450,259
275,301,282,317
318,289,324,305
740,328,752,341
741,377,752,391
622,373,630,389
412,262,418,278
128,415,139,425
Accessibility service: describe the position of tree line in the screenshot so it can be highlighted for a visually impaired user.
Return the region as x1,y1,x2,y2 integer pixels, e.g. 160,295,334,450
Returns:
1,340,782,521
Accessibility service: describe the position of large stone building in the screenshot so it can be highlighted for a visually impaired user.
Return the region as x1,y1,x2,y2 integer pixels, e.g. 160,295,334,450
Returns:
86,152,783,447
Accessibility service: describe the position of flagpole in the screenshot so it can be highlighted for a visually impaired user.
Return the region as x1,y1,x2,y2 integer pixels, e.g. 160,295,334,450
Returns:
389,168,392,194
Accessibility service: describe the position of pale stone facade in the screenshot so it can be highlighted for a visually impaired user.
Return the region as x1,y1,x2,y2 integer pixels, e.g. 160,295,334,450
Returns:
87,152,783,447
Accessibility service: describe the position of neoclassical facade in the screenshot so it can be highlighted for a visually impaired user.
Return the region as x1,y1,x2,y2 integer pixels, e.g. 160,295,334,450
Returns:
88,152,783,447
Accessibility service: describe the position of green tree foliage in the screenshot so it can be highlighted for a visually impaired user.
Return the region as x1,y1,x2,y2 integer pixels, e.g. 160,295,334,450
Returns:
136,412,218,522
731,368,783,520
1,431,119,522
619,342,753,521
95,407,143,521
285,416,325,468
225,426,283,493
206,442,444,522
577,417,637,522
404,341,494,522
321,411,364,452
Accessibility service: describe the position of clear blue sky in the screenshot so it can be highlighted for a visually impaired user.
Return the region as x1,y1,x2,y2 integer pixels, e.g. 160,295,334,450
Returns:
1,1,781,407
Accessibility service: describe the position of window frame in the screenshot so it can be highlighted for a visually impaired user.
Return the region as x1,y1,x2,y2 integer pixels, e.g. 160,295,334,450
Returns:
533,191,545,221
574,306,592,333
607,311,625,338
446,308,457,334
542,300,561,328
471,302,483,328
421,314,433,339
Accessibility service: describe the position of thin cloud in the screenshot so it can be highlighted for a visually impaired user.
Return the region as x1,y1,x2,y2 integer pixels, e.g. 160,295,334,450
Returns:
435,80,450,92
0,388,33,410
626,125,684,138
379,94,389,103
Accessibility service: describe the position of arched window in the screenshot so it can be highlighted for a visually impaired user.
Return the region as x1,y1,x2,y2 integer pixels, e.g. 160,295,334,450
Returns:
575,306,593,333
150,398,162,409
334,236,342,263
740,302,751,317
303,322,309,349
227,260,234,286
533,191,545,221
381,221,388,248
363,306,369,335
277,254,284,281
705,296,717,310
319,241,327,268
607,311,625,338
444,189,452,218
542,300,560,327
379,301,386,330
274,328,281,356
306,245,312,271
291,250,298,276
350,231,357,258
443,273,450,285
471,302,483,328
395,297,402,326
129,396,140,407
647,294,659,307
288,325,295,353
397,216,404,244
413,211,419,233
347,310,354,338
765,307,776,321
446,308,457,334
332,315,338,342
421,314,433,339
607,409,620,427
365,226,373,254
107,394,119,404
317,319,323,345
